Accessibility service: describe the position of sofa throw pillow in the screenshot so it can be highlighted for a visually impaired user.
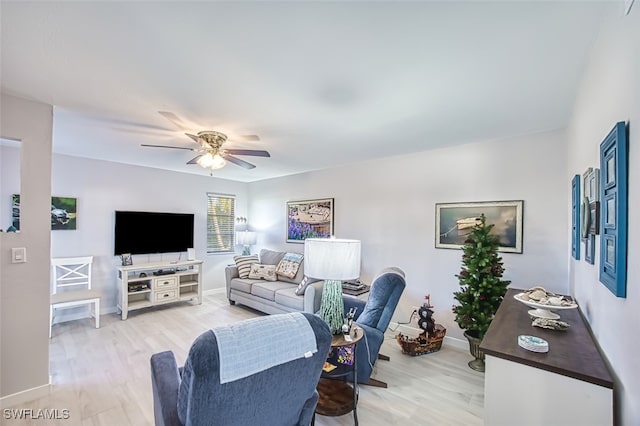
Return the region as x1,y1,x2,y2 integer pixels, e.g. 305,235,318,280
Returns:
295,276,320,295
248,264,277,281
295,276,309,295
276,252,304,279
234,254,259,279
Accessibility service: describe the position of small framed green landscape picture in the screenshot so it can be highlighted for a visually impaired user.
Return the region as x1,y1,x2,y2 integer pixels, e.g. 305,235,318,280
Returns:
12,194,77,231
435,200,523,253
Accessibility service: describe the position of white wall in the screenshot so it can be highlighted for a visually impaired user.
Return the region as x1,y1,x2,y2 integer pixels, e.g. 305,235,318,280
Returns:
0,93,52,401
49,153,249,320
567,7,639,424
248,129,569,340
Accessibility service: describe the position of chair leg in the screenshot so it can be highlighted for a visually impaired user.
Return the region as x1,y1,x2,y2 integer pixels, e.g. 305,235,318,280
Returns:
357,355,389,388
362,378,388,388
49,305,53,339
95,300,100,329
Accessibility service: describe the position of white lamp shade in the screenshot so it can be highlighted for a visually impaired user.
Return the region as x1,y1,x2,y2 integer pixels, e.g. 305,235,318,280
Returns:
304,238,361,280
236,231,257,246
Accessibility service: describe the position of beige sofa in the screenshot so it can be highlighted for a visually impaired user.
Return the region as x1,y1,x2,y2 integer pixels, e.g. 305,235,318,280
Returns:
225,248,324,315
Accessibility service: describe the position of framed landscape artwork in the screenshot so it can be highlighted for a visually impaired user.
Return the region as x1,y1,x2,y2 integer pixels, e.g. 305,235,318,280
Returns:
435,200,524,253
11,194,77,231
286,198,334,243
585,234,595,265
581,167,600,242
572,175,581,260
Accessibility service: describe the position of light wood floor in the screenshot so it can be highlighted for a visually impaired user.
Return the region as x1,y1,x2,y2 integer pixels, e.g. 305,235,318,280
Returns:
5,292,484,425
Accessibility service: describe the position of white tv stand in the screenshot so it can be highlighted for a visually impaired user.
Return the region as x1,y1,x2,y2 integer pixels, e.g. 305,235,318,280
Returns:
116,259,203,320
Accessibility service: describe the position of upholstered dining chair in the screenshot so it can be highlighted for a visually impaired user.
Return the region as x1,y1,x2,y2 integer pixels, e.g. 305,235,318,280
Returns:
150,312,332,426
50,256,100,338
341,267,406,388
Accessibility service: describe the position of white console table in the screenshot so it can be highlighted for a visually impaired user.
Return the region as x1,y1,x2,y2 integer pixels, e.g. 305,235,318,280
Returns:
480,289,613,426
116,260,203,320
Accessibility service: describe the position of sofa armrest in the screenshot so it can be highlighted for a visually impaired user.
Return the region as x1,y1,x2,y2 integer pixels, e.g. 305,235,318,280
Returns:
303,280,325,313
150,351,183,426
224,265,239,298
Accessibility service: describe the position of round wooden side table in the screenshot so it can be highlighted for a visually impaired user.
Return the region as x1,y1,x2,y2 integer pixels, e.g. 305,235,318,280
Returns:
313,324,363,425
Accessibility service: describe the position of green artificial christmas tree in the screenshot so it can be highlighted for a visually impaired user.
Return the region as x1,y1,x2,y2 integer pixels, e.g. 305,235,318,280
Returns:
452,214,510,371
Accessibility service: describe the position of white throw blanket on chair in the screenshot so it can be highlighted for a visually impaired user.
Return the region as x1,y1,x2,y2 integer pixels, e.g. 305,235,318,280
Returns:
212,312,318,384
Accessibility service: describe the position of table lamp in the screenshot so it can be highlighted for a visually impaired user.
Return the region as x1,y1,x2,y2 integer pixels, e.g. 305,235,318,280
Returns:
304,238,361,334
236,231,257,255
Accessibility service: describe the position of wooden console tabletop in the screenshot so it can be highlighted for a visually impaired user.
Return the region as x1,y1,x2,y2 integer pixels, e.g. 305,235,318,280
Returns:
480,288,613,389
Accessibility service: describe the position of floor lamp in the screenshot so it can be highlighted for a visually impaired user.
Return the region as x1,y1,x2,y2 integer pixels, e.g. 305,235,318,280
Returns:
304,238,361,334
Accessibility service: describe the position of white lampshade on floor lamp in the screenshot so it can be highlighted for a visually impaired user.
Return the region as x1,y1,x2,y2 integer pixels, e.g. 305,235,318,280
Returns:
236,231,257,255
304,238,361,334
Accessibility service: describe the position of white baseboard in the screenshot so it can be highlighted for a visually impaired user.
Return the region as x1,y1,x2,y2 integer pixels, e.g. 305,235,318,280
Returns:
0,383,50,409
204,287,225,296
443,335,468,351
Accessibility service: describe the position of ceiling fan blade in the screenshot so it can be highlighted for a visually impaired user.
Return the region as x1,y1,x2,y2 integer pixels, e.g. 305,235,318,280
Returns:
185,133,199,143
112,127,173,137
221,153,256,169
233,134,261,142
141,144,196,151
186,155,203,165
158,111,190,131
224,149,270,157
98,116,172,132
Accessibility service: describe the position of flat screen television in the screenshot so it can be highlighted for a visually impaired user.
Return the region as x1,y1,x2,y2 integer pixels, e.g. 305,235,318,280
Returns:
114,211,194,255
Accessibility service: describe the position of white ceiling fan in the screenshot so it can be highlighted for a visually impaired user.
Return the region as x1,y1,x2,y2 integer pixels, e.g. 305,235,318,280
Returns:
140,111,270,172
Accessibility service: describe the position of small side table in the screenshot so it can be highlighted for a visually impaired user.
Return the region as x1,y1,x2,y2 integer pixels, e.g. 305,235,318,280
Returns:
313,324,363,425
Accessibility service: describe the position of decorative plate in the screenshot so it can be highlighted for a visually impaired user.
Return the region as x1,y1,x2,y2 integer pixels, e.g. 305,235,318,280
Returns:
518,335,549,353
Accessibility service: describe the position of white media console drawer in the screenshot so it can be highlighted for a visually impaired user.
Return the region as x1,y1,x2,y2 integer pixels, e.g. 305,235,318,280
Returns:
154,276,178,289
155,289,178,303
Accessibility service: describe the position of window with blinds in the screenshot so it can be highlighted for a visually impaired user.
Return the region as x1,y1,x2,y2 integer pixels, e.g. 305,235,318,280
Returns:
207,193,235,253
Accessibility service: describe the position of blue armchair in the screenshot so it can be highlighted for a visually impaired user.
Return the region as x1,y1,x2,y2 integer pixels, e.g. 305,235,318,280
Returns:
150,312,332,426
342,267,406,387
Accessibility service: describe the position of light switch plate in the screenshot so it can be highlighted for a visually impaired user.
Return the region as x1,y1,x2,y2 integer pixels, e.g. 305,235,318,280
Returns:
11,247,26,263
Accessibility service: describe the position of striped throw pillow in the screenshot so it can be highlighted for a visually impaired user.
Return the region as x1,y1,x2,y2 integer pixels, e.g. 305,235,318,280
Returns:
234,255,259,279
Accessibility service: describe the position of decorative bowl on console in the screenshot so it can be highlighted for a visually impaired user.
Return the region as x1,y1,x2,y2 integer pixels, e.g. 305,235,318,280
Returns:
514,286,577,320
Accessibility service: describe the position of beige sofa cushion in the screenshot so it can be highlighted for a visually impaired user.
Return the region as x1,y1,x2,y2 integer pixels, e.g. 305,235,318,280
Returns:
228,278,258,294
275,287,305,311
251,281,297,301
260,249,285,266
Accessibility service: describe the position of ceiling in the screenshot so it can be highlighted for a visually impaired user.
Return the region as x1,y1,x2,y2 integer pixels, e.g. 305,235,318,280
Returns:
0,1,618,182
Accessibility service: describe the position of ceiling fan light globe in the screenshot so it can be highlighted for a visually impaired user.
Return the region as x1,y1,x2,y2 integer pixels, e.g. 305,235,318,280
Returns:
197,153,214,168
210,153,227,170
